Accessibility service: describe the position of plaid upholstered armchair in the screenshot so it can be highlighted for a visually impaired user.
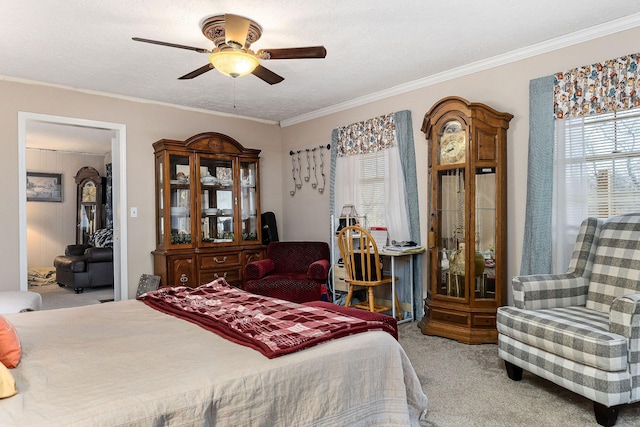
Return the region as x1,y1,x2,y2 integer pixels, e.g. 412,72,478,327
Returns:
244,241,330,303
497,214,640,426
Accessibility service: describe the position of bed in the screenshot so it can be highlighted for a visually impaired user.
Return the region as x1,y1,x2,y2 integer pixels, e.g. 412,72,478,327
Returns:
1,280,428,426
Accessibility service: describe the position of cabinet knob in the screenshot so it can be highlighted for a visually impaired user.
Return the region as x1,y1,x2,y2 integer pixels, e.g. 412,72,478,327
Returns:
179,274,189,283
213,256,227,264
214,272,228,279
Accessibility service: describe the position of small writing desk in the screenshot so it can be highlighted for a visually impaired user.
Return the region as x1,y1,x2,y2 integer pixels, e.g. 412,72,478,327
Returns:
379,247,426,324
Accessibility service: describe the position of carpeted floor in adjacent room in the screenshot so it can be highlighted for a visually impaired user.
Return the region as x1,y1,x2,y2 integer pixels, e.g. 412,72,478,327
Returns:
29,283,114,310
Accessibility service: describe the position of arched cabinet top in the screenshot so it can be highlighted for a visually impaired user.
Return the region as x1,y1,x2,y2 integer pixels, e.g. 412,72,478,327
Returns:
422,96,514,140
153,132,261,157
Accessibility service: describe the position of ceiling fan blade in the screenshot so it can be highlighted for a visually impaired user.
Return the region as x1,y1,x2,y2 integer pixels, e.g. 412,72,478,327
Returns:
252,64,284,85
132,37,210,54
224,14,251,48
178,64,215,80
257,46,327,60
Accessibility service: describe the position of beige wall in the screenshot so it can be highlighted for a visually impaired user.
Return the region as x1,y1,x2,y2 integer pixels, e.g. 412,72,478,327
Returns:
2,27,638,302
26,149,106,269
280,27,640,303
1,80,283,296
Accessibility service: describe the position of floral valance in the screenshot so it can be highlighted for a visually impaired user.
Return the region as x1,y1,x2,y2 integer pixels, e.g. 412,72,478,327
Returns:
554,52,640,119
336,113,397,157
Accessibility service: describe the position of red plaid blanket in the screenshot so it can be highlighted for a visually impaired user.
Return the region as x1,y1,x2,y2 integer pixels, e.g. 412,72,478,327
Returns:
138,279,396,358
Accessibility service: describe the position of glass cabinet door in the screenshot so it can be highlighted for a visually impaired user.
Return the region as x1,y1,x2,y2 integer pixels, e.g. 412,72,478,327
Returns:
78,203,97,245
156,154,165,246
199,155,235,244
240,161,259,242
474,167,497,301
169,153,192,246
436,169,466,299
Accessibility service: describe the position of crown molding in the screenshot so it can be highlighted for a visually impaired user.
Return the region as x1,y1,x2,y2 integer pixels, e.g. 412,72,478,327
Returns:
0,75,278,126
280,13,640,128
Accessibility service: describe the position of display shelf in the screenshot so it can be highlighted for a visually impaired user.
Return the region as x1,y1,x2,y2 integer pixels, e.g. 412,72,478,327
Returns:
152,132,265,289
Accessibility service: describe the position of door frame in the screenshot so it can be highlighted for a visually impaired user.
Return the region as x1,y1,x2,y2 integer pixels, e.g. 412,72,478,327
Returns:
18,112,128,301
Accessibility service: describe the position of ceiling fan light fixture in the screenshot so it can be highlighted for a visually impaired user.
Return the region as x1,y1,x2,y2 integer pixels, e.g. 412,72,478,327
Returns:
209,50,259,78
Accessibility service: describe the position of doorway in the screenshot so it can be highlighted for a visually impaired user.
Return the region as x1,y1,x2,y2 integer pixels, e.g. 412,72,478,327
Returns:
18,112,128,301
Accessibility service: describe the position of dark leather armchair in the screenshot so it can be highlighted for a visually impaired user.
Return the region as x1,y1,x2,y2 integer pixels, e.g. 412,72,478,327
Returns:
54,244,114,294
244,241,330,303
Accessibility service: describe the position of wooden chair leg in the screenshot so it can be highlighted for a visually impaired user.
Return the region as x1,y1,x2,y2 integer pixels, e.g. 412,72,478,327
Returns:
368,287,375,312
393,291,403,320
345,285,354,308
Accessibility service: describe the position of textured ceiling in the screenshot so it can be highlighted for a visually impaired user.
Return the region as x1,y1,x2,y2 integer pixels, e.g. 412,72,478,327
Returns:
3,1,640,141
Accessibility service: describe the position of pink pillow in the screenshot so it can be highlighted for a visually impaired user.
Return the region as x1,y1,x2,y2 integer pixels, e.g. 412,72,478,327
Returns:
0,316,21,368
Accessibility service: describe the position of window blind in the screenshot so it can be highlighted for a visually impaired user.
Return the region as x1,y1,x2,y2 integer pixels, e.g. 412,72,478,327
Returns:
560,108,640,218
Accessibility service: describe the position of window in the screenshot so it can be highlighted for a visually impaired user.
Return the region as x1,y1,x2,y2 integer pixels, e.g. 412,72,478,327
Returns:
332,112,412,243
358,151,388,227
553,108,640,270
558,109,640,219
334,146,409,241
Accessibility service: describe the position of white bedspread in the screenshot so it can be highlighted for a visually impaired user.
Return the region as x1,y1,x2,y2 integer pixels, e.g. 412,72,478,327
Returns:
1,300,427,426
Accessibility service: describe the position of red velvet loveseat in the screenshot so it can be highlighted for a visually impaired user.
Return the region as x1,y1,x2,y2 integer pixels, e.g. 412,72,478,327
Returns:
244,241,330,303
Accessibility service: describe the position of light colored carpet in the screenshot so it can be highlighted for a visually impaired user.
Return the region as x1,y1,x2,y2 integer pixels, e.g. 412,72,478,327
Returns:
29,283,114,310
397,322,640,426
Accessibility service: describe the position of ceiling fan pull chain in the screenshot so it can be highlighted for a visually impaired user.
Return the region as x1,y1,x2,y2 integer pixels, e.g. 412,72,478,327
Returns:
233,78,237,109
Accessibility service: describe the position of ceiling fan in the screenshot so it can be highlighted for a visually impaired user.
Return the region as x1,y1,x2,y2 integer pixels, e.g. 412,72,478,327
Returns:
133,13,326,85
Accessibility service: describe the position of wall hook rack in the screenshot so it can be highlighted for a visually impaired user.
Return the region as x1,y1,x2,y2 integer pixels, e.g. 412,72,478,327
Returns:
288,144,330,196
296,151,303,188
311,148,318,189
289,151,297,196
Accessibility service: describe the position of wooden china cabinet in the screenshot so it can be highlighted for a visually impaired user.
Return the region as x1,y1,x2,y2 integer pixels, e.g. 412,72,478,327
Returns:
152,132,264,289
419,97,513,344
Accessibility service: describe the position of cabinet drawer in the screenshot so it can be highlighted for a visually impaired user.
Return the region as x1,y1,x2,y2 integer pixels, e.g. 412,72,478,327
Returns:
168,256,196,287
472,314,496,327
200,252,241,269
432,309,469,326
243,250,264,266
200,266,242,284
333,264,349,292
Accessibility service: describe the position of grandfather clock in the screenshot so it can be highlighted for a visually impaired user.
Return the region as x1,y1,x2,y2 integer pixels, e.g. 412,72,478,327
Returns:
419,96,513,344
75,166,103,245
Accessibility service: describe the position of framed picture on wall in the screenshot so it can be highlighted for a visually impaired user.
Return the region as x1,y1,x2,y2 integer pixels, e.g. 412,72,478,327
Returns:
26,172,63,202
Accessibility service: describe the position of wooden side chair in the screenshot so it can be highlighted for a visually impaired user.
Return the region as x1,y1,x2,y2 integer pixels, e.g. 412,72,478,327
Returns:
337,225,402,320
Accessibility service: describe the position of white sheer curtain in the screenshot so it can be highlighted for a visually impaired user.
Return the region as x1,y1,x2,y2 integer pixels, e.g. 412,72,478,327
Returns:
385,146,410,242
334,146,410,243
333,154,359,218
552,118,589,273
